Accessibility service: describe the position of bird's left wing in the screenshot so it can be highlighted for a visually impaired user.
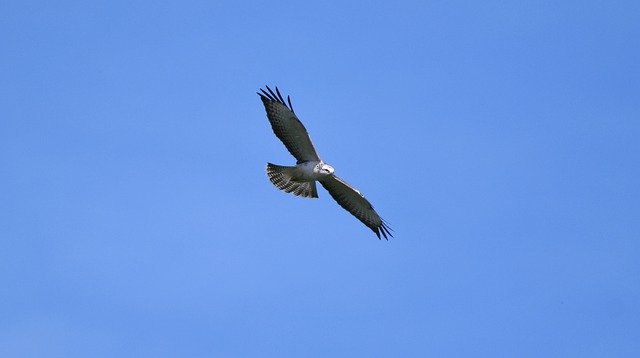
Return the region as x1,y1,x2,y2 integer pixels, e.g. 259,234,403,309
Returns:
258,86,320,163
319,175,393,240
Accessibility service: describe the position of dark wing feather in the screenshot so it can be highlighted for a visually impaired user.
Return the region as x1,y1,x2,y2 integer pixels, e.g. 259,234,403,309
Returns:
319,175,393,240
258,86,320,163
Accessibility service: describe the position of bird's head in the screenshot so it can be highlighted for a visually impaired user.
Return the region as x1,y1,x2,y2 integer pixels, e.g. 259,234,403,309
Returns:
315,161,335,176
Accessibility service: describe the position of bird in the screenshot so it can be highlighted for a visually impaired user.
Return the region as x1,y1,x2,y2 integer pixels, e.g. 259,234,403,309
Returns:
258,85,393,240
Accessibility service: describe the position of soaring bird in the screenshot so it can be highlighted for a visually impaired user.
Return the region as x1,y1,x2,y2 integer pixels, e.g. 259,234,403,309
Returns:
258,86,392,239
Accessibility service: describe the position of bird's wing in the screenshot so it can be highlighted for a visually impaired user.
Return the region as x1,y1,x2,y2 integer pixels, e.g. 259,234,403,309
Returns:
319,175,393,240
258,86,320,163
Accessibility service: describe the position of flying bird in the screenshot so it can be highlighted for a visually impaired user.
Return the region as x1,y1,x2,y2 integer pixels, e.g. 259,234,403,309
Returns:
258,86,392,239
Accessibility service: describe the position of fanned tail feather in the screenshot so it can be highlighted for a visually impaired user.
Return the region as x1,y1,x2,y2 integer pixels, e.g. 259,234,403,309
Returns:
266,163,318,198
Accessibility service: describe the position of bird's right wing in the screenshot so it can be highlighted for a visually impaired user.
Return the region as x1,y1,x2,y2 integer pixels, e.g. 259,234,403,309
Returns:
258,86,320,163
320,175,393,240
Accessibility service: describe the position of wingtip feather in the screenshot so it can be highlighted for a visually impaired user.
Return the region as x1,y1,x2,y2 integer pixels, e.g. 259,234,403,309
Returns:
258,85,295,112
372,220,393,240
275,87,286,104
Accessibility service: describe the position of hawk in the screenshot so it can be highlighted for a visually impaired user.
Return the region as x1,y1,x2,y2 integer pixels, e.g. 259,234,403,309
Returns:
258,86,393,240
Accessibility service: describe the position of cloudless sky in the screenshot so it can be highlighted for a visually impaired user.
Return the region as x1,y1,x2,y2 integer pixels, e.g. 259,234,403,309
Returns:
2,1,639,357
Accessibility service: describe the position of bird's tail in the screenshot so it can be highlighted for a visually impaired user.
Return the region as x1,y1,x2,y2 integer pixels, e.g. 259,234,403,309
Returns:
266,163,318,198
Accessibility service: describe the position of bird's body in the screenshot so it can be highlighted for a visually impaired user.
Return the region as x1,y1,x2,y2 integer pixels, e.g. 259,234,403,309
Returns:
258,86,392,239
293,161,335,182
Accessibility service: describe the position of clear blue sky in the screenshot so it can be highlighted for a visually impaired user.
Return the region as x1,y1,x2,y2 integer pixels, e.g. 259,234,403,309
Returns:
2,1,639,357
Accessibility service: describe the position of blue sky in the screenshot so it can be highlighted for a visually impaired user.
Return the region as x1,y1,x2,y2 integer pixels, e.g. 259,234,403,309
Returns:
2,1,639,356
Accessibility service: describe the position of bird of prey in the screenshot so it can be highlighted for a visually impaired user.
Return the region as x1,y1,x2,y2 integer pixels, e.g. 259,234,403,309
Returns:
258,86,393,239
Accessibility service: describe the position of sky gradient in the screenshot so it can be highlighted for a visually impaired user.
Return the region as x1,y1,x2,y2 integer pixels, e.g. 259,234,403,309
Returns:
2,1,639,357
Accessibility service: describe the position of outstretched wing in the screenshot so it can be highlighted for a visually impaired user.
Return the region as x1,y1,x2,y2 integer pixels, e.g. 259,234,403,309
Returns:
319,175,393,240
258,86,320,163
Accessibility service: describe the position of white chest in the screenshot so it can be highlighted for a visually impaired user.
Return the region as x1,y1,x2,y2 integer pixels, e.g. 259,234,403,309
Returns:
296,161,322,180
